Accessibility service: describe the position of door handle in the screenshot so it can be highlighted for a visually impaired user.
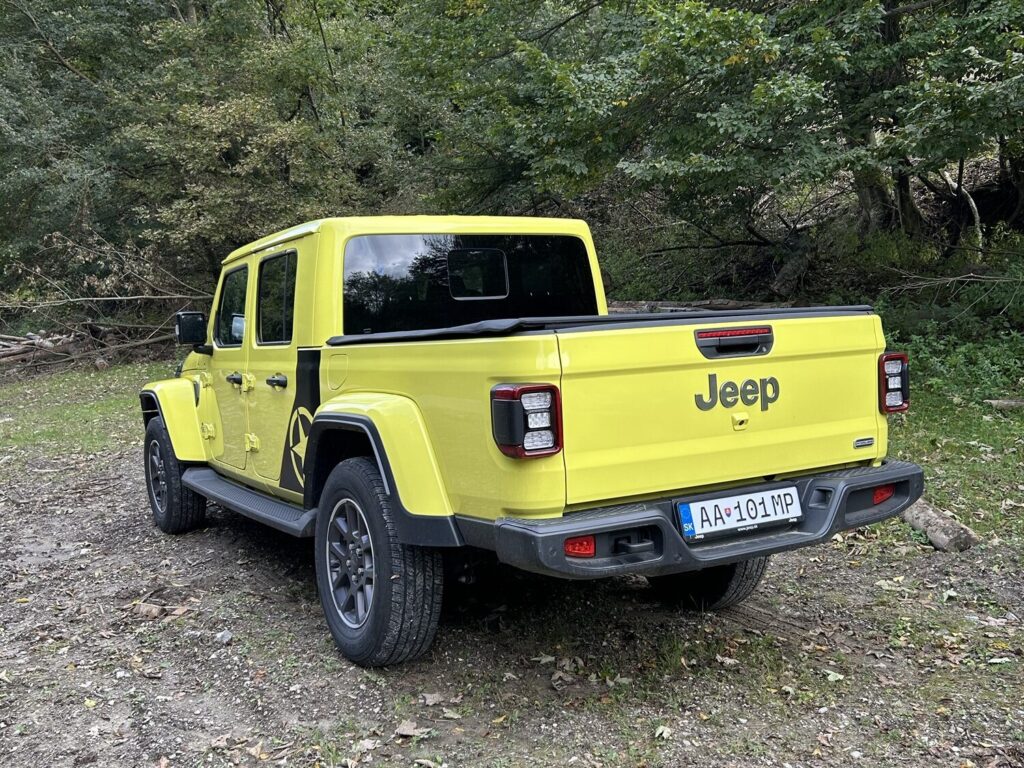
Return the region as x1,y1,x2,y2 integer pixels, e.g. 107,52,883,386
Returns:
266,374,288,389
226,372,243,386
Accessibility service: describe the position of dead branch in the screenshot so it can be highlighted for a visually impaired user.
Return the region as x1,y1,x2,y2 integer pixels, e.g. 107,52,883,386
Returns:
940,168,983,252
882,270,1022,294
3,0,102,90
608,299,790,313
0,294,209,310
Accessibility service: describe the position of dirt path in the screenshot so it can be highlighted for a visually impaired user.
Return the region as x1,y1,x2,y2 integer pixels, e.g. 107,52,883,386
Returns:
1,448,1022,767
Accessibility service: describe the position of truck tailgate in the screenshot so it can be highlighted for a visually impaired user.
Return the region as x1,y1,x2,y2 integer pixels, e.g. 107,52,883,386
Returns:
557,311,886,506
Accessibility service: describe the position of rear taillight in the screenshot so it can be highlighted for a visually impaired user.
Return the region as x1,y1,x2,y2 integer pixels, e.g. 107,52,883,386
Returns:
878,352,910,413
491,383,561,458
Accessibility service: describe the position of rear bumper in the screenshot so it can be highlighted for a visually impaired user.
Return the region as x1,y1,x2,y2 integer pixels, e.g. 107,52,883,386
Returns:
455,460,924,580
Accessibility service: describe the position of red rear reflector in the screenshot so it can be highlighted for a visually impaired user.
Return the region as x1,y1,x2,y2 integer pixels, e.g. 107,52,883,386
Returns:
564,535,596,558
696,326,772,339
872,484,896,505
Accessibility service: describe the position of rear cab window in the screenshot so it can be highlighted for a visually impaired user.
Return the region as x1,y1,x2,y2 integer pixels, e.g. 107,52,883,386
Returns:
342,234,598,335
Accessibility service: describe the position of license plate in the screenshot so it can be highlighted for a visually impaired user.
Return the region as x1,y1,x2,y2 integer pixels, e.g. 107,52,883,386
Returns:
677,486,802,542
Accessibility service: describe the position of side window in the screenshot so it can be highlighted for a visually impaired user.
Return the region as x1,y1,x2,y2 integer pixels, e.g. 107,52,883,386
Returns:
256,251,297,344
215,266,248,346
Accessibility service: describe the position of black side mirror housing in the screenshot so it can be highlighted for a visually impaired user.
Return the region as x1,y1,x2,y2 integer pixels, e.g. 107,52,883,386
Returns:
175,311,207,346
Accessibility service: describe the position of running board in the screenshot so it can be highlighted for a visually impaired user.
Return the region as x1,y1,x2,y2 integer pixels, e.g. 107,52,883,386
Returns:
182,468,317,537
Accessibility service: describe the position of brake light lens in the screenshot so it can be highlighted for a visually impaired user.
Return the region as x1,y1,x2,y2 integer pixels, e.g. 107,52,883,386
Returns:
695,326,772,339
878,352,910,413
491,383,562,458
564,535,596,558
872,484,896,505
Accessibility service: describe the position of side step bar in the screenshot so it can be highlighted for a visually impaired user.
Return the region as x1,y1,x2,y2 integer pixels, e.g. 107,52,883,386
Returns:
182,468,317,537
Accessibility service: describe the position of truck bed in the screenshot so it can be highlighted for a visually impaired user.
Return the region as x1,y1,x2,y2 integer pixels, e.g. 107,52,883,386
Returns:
326,306,875,346
326,304,888,514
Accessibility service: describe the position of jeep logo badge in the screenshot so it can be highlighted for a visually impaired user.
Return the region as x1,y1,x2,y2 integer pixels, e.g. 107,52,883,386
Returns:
695,373,779,412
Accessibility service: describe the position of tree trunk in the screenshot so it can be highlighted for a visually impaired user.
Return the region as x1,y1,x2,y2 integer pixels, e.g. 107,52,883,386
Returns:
1003,139,1024,226
894,170,925,237
853,168,895,233
940,169,983,252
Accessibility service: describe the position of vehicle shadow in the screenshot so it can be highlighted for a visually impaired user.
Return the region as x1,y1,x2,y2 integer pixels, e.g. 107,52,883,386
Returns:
203,504,694,666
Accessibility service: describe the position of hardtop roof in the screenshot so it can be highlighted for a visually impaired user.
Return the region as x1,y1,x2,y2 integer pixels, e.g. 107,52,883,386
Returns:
222,215,593,264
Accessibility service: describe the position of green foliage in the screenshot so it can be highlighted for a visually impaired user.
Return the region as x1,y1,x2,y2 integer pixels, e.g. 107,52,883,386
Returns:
897,328,1024,400
0,0,1022,325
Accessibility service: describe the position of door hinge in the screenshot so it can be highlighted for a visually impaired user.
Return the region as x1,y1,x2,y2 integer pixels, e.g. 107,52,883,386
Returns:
200,422,216,440
241,373,256,392
244,433,260,452
197,371,212,388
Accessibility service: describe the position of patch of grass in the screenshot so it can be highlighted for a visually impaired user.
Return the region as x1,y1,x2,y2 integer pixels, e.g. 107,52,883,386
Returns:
887,388,1024,537
0,361,172,469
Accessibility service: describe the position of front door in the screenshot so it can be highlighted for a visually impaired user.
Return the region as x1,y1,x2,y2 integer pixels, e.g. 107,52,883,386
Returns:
208,263,250,470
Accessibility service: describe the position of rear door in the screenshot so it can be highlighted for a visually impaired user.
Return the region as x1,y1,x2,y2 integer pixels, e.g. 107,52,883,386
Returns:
245,239,317,496
246,248,299,484
557,311,886,506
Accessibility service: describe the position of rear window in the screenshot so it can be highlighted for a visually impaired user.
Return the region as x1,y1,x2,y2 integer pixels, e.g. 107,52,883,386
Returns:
342,234,598,335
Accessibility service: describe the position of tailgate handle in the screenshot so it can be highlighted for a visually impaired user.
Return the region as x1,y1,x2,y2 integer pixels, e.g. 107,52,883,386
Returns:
695,326,774,359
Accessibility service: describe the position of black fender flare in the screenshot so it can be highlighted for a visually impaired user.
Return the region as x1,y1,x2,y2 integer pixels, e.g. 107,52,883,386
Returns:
303,413,464,547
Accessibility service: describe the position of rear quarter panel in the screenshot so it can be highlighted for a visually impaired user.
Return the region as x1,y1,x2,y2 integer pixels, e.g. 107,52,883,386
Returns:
323,335,566,520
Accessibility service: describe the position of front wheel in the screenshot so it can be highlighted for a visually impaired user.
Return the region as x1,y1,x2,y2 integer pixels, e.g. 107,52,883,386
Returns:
648,556,769,611
314,458,443,667
143,416,206,534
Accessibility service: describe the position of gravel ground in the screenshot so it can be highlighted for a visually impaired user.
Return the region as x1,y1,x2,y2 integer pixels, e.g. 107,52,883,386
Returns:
1,446,1022,768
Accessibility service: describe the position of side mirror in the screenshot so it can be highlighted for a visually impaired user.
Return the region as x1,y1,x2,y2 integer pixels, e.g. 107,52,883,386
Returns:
174,311,207,346
230,314,245,344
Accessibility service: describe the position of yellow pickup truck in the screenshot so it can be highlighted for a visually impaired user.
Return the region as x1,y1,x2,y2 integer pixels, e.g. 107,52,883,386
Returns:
141,216,923,666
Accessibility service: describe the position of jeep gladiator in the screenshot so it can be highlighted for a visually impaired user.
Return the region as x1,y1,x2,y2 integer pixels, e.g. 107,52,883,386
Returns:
140,216,924,666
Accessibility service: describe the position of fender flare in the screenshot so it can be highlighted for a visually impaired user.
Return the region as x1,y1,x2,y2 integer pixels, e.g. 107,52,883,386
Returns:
304,396,464,547
140,378,206,462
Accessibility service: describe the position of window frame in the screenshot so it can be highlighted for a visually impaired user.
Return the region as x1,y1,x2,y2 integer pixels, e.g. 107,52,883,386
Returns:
213,264,250,348
340,233,598,336
446,248,510,301
254,248,298,347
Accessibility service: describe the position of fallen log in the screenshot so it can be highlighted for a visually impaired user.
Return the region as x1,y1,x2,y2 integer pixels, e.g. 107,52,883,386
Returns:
902,499,980,552
983,399,1024,410
30,333,174,366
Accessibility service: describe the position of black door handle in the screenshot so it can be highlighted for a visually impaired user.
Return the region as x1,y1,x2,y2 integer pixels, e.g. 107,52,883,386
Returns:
266,374,288,389
225,372,243,385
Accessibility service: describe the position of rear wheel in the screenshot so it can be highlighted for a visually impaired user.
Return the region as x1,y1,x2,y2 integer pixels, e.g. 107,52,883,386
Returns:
143,416,206,534
648,556,769,611
314,457,444,667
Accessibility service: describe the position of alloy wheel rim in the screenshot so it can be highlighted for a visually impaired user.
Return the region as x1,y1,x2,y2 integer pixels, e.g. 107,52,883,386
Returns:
147,439,168,513
326,498,375,629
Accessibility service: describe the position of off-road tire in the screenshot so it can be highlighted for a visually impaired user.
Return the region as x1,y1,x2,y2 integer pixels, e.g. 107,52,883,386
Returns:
143,416,206,534
648,556,769,611
314,457,444,667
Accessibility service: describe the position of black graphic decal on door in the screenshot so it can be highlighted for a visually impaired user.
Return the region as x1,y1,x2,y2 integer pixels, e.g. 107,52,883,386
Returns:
279,348,321,492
